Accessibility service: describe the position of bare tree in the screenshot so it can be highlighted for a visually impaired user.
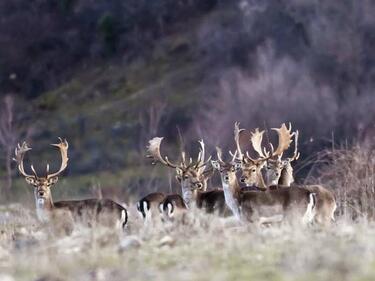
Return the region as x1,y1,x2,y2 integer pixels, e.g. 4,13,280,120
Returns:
0,95,17,193
0,95,33,194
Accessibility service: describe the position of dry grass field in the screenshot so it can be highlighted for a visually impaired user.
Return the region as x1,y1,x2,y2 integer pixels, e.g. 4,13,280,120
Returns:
1,207,375,281
0,146,374,281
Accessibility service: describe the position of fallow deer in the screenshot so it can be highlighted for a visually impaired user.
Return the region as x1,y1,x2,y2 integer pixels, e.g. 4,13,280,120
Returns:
211,147,316,225
137,192,165,221
264,123,300,186
14,139,127,229
146,137,228,217
263,125,337,225
136,138,208,220
233,122,270,191
159,194,188,220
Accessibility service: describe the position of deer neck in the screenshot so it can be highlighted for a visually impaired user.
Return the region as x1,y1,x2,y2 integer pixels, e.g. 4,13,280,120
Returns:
221,175,241,220
180,181,195,208
202,179,209,192
279,164,294,186
256,172,268,190
34,193,54,222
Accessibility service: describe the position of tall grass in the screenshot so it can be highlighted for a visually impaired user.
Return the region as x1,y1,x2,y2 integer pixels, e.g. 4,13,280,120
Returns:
0,145,375,280
313,144,375,220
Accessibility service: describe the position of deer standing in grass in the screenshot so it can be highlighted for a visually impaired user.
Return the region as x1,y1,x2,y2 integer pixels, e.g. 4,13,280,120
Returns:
234,122,270,191
263,124,337,225
144,137,227,219
14,139,127,229
211,147,316,225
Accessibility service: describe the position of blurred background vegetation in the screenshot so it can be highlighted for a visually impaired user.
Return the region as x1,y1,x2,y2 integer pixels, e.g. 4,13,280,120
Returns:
0,0,374,205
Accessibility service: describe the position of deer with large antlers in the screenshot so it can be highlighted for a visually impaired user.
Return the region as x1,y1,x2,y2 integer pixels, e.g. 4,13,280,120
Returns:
14,139,127,229
263,123,300,186
211,147,316,224
143,137,227,219
262,124,337,225
234,122,270,190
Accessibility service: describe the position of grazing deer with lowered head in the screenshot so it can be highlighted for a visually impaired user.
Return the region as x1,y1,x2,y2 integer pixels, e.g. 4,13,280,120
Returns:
159,194,188,221
146,137,227,217
14,139,127,229
211,146,316,225
263,124,337,225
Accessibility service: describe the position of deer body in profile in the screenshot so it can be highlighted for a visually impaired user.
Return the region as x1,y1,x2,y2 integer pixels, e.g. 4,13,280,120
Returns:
212,147,316,225
238,122,336,225
262,125,336,225
14,140,127,229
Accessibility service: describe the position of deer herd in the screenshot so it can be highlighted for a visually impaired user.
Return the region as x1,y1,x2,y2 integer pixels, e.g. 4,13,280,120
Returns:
14,122,336,233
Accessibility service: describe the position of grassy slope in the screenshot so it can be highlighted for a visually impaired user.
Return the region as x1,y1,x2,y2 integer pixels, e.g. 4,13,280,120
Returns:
1,205,375,281
11,13,218,203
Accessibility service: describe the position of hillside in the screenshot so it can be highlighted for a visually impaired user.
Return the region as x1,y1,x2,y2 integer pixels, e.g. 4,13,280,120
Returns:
1,0,375,202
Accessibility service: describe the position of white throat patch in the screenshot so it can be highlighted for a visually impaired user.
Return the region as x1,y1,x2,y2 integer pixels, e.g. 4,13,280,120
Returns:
222,181,241,220
35,199,50,223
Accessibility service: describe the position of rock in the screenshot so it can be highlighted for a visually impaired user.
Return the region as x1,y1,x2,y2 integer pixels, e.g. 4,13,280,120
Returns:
119,236,142,252
158,235,175,247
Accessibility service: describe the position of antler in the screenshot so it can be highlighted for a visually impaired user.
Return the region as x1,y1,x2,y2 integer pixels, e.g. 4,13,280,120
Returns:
47,138,69,178
234,122,245,160
270,123,294,158
193,140,212,172
147,137,179,168
250,128,270,159
215,147,224,164
13,142,35,178
285,130,300,162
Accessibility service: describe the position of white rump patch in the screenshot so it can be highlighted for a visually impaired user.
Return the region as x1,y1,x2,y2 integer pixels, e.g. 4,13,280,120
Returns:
302,193,316,225
143,201,152,224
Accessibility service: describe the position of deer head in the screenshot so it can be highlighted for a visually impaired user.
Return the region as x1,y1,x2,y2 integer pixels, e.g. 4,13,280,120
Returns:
147,137,212,206
265,123,300,186
211,147,240,187
14,138,69,209
233,122,269,190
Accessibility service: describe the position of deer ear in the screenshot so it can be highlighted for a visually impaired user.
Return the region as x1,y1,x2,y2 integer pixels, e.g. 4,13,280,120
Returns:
25,177,36,186
211,160,220,170
234,162,242,171
48,176,59,185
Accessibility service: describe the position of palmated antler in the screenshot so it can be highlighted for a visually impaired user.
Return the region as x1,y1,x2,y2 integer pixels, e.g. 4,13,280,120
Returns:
250,128,270,159
234,122,269,165
234,122,245,160
147,137,179,168
14,142,35,178
284,130,300,163
14,138,69,179
47,138,69,179
270,123,294,158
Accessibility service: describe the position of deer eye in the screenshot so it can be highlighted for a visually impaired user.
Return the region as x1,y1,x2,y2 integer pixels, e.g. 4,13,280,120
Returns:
184,175,189,179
